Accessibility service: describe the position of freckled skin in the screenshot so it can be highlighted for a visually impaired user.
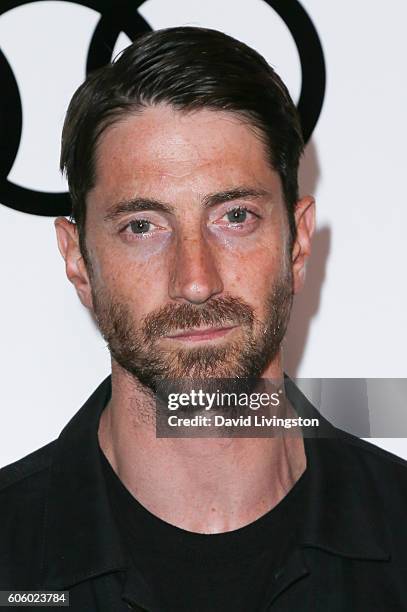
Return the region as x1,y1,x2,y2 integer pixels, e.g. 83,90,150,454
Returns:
85,106,291,344
55,104,315,534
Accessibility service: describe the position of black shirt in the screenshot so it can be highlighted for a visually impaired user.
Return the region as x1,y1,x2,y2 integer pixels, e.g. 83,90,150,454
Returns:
100,445,308,612
3,375,407,611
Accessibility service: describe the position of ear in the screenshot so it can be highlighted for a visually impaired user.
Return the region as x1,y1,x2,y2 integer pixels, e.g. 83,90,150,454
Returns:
54,217,93,310
291,196,316,294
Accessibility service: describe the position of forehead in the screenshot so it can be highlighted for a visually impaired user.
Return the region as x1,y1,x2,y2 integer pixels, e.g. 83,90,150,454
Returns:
91,104,280,202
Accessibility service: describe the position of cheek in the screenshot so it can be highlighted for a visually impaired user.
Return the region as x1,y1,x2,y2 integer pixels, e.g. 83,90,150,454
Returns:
86,221,173,281
118,232,172,263
214,234,286,295
89,243,169,318
207,224,263,255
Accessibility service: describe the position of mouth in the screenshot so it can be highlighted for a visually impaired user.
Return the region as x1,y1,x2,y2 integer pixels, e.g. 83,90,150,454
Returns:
164,325,238,342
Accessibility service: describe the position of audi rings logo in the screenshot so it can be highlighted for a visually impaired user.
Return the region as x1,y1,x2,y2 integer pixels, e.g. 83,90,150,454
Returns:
0,0,325,217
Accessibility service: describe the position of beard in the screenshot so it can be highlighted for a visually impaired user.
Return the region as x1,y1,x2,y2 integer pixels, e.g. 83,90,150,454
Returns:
90,262,293,400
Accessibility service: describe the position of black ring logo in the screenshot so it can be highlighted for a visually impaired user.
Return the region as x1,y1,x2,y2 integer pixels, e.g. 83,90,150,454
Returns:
0,0,325,217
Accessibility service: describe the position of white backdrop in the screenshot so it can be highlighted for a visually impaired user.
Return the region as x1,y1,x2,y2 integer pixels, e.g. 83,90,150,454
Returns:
0,0,406,466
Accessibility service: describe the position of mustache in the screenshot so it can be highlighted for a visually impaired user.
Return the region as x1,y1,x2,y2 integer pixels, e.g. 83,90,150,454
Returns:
142,295,255,340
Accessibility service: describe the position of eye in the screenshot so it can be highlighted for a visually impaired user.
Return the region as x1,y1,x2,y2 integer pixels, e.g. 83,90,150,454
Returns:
118,217,162,243
219,206,260,226
119,217,162,240
225,207,250,224
210,205,261,236
128,219,153,234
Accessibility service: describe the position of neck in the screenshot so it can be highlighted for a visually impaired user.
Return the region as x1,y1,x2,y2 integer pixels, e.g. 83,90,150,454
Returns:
98,357,306,534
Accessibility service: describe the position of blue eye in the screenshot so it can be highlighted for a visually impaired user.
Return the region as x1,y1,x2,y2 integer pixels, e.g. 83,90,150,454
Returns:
226,207,249,223
129,219,151,234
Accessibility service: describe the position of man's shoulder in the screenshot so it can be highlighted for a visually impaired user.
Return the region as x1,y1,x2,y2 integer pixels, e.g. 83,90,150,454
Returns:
0,375,110,507
0,440,55,499
335,427,407,470
0,441,58,588
323,427,407,500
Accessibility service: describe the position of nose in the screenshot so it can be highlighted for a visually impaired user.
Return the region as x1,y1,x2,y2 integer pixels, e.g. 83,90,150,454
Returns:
168,228,223,304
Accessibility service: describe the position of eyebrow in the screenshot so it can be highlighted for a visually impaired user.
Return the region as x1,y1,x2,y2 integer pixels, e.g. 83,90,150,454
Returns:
103,187,272,223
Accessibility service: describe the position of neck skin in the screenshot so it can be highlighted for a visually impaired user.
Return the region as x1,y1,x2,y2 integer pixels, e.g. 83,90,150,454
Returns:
98,354,306,534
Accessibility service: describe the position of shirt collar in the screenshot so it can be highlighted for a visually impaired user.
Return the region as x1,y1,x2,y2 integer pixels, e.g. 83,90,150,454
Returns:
41,376,128,589
285,376,390,561
41,374,390,589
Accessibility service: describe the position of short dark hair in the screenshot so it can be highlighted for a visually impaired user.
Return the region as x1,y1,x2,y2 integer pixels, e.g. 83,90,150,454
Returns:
60,26,304,263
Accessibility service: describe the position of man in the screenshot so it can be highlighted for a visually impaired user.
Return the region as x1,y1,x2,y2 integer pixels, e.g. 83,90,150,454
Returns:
1,26,407,611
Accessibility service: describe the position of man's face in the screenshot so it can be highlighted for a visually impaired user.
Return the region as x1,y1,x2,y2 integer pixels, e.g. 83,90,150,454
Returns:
59,105,313,391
